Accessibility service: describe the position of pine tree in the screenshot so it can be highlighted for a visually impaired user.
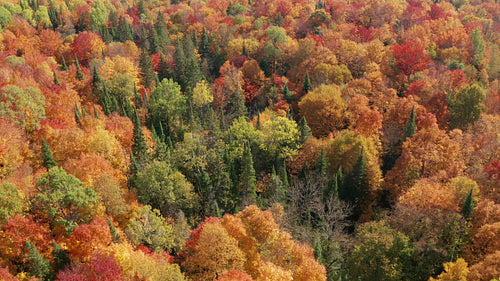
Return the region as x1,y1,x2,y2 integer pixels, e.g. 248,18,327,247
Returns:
314,237,324,264
94,106,100,119
101,83,113,115
174,39,186,88
461,188,474,220
341,148,369,220
403,106,416,141
117,16,134,42
92,66,101,84
41,137,57,169
214,200,222,218
303,72,312,93
192,29,198,48
199,26,210,59
75,55,84,81
52,242,70,272
242,41,249,57
53,71,61,86
158,54,173,80
240,143,257,207
26,241,52,281
132,110,148,161
139,49,155,89
315,148,329,178
279,158,289,188
108,218,121,242
60,56,67,71
81,105,87,117
74,103,82,123
282,84,294,103
298,116,312,143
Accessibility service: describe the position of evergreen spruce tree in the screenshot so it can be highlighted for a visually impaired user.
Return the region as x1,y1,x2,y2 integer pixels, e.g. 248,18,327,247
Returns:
108,218,121,242
53,71,61,86
41,137,57,169
214,200,222,218
132,110,148,161
26,241,52,281
282,84,294,103
279,158,289,188
174,39,186,88
75,55,84,81
298,116,312,143
240,143,257,207
117,16,134,42
192,29,198,48
256,113,262,130
199,26,210,59
74,103,82,123
101,83,113,115
242,41,249,57
303,72,312,93
315,148,329,178
461,188,474,220
158,54,173,80
92,66,100,84
60,56,67,71
341,148,369,220
52,242,70,272
314,237,324,265
93,106,100,119
403,106,416,141
81,105,87,117
133,83,142,108
139,49,155,89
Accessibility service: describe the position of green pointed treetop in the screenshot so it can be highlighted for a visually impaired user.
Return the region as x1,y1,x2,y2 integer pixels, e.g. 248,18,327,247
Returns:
461,188,474,219
303,72,312,93
41,137,57,169
402,106,416,141
75,54,84,81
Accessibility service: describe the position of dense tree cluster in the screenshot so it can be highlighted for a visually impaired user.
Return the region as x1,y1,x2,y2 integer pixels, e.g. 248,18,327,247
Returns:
0,0,499,280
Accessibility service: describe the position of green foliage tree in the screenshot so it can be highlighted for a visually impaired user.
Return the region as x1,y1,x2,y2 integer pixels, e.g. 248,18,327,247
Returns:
31,167,98,232
52,241,70,273
470,28,485,67
0,85,45,132
75,55,84,81
461,188,474,220
139,49,155,89
448,84,485,129
25,241,52,281
298,116,312,143
341,148,369,221
403,106,416,141
345,221,414,281
125,205,176,252
41,137,57,169
240,143,257,208
134,160,196,218
0,182,24,223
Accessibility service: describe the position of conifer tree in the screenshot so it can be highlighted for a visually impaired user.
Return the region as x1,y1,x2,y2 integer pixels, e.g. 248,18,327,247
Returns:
279,158,289,188
26,241,52,281
42,137,57,169
52,242,70,272
174,39,186,88
282,84,294,103
92,66,100,84
108,218,121,242
75,55,84,81
303,72,312,93
158,54,173,81
101,83,113,115
314,237,324,264
140,49,155,89
403,106,416,141
316,148,329,178
199,26,210,58
132,110,148,161
461,188,474,220
74,103,81,123
53,71,60,86
214,200,222,218
60,56,68,71
192,29,198,48
240,143,257,207
81,105,87,117
117,16,134,42
343,148,369,221
93,106,100,119
242,41,249,57
298,116,312,143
